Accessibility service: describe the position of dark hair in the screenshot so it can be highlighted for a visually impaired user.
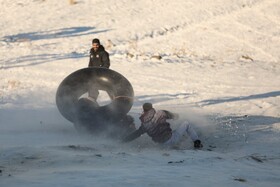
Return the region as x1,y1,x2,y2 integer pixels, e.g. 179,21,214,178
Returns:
143,103,153,111
92,38,100,44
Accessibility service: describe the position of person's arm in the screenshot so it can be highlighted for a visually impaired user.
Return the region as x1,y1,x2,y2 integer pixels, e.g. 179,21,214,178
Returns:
102,51,110,68
88,50,93,67
163,110,179,120
122,126,145,142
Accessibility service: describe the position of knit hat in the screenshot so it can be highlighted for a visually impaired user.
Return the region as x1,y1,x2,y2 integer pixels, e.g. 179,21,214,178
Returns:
143,103,153,111
92,38,100,44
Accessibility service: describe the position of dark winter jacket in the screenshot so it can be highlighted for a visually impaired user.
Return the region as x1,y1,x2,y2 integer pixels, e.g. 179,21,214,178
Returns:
123,109,177,143
88,45,110,68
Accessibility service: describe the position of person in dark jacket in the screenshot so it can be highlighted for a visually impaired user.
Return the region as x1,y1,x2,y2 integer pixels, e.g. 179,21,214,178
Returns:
88,38,110,68
88,38,110,99
123,103,203,149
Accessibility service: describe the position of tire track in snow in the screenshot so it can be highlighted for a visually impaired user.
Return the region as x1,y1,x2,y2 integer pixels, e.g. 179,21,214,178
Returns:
113,0,276,59
121,0,264,41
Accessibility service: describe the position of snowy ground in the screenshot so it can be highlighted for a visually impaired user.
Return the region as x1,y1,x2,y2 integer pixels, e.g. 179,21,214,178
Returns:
0,0,280,186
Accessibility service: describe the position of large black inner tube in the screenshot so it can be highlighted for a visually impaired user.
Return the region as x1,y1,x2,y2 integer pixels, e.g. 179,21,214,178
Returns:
56,68,134,131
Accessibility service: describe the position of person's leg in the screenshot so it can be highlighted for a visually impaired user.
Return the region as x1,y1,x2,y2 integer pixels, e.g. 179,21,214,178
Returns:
163,120,200,147
88,86,99,100
183,121,199,141
183,121,202,148
163,121,190,146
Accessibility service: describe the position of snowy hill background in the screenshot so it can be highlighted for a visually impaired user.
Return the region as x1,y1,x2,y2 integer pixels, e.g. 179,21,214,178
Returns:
0,0,280,186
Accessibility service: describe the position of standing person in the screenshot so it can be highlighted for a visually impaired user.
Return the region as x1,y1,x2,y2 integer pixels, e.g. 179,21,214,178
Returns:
88,38,110,68
123,103,203,149
88,38,110,100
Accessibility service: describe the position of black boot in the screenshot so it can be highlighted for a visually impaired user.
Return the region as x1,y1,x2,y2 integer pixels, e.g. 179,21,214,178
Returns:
194,140,203,149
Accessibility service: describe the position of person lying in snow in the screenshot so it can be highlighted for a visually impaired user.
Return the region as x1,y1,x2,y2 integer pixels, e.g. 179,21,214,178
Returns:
123,103,203,148
75,97,136,136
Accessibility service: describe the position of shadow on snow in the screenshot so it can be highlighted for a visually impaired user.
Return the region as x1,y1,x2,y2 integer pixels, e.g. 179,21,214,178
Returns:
198,91,280,106
2,26,110,42
0,52,86,69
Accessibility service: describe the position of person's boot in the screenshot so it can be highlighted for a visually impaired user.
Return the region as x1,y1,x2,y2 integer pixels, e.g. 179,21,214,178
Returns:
194,140,203,149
